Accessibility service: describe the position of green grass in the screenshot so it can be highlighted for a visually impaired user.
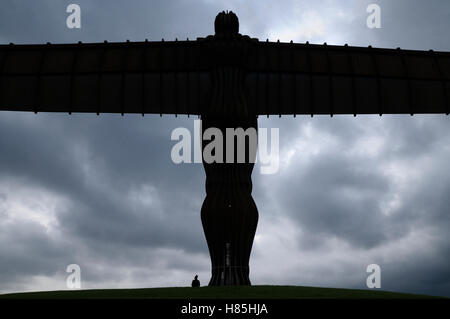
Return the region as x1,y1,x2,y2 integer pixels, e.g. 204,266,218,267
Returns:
0,285,444,299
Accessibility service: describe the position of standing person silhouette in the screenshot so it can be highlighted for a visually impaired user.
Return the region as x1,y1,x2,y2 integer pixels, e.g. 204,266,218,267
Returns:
191,275,200,287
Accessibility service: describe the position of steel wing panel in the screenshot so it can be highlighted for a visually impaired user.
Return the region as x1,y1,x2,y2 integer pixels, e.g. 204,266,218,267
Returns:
0,41,210,116
245,41,450,116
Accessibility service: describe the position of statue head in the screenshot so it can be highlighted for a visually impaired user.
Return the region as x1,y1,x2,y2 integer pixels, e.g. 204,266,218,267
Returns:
214,10,239,36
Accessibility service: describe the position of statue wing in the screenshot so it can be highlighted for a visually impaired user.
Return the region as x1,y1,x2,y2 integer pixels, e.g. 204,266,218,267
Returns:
0,40,209,116
2,40,449,117
245,41,450,116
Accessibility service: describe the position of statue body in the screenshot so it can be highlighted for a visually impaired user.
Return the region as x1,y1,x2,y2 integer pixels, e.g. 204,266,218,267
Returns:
200,11,259,286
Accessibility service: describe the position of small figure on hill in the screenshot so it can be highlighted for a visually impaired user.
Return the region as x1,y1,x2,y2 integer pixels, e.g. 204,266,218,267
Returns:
191,275,200,287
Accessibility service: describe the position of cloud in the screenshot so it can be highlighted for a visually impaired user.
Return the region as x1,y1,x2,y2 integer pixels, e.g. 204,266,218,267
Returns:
251,115,450,296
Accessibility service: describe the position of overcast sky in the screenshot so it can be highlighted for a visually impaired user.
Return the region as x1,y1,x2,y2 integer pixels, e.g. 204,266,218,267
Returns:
0,0,449,297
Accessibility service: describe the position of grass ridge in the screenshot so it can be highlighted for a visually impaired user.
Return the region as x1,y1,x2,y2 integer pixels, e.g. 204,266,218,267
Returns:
0,285,444,299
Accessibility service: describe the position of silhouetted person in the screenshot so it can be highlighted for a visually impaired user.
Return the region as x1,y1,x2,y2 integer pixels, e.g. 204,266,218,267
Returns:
191,275,200,287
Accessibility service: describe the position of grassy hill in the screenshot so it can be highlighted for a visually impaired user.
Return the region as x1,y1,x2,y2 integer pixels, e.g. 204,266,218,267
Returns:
0,285,444,299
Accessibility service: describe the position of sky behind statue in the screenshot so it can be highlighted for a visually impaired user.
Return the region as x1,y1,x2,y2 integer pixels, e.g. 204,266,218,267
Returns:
0,0,449,297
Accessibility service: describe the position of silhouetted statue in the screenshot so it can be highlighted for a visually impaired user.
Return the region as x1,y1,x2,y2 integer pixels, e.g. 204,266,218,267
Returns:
201,10,259,287
191,275,200,287
0,10,448,288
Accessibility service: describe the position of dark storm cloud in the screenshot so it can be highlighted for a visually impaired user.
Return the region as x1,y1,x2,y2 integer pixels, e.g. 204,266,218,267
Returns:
364,0,450,50
253,114,450,296
325,0,450,51
0,219,69,278
0,0,220,44
0,0,449,296
0,113,210,291
0,113,207,249
263,116,450,248
0,0,215,288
